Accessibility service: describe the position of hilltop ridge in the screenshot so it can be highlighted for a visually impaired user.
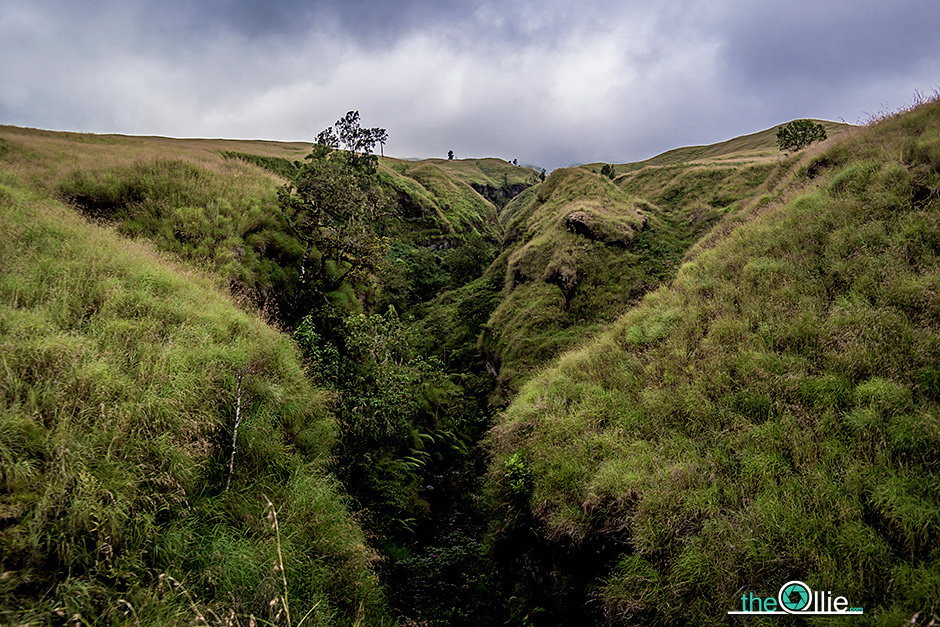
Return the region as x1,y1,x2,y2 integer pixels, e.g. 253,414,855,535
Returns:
582,119,853,173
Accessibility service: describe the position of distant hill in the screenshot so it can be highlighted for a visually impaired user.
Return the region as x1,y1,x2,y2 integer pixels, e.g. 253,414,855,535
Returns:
582,119,853,173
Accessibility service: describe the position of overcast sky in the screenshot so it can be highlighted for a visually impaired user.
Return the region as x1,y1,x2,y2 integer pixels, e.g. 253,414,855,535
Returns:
2,0,938,168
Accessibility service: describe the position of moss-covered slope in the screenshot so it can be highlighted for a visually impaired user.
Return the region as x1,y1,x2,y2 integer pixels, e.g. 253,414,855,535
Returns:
488,102,940,623
0,181,388,623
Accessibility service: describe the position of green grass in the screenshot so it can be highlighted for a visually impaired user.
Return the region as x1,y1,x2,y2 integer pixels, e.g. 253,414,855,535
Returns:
488,101,940,624
398,157,539,189
0,183,388,624
0,126,537,331
3,107,933,625
378,160,495,236
220,150,301,179
479,158,776,403
54,159,300,307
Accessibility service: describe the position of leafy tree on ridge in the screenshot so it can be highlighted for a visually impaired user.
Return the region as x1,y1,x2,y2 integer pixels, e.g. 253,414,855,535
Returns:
776,119,827,152
278,111,393,318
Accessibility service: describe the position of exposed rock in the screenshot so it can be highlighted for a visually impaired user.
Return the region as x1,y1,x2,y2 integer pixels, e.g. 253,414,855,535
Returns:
564,211,594,239
806,157,835,179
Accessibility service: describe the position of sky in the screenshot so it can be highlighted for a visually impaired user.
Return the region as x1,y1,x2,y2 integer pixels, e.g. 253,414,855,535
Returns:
1,0,938,169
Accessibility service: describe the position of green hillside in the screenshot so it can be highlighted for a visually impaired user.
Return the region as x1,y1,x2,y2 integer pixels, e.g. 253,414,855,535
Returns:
1,99,936,625
488,101,940,623
0,123,537,624
0,126,534,319
388,156,538,190
0,180,387,623
478,147,788,402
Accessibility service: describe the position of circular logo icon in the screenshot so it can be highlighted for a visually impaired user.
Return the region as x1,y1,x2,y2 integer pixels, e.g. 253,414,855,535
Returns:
778,580,812,613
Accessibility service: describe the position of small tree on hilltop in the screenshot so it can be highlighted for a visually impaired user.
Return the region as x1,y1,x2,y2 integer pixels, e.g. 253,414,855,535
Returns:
448,150,454,160
600,163,616,179
776,119,827,153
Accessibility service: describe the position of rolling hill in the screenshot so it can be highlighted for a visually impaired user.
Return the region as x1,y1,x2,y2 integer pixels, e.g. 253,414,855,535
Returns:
582,119,853,172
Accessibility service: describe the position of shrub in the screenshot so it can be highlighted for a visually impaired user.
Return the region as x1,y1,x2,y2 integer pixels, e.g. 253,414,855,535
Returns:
777,119,828,152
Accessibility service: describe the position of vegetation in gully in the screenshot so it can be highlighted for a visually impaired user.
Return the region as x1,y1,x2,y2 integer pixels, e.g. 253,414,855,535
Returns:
1,97,938,625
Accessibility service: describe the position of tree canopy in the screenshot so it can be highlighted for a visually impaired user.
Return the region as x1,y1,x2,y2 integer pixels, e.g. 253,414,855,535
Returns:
278,111,393,318
776,119,827,152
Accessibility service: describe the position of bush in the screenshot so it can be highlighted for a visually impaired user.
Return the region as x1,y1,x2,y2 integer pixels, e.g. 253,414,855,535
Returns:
777,119,828,152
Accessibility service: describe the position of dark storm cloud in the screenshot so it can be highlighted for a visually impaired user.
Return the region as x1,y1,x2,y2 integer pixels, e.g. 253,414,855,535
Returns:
1,0,938,168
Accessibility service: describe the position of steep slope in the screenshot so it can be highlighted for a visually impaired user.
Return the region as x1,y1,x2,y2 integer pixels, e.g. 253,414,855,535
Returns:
377,156,537,235
480,169,653,401
0,180,387,622
479,147,784,402
414,157,540,207
487,101,940,623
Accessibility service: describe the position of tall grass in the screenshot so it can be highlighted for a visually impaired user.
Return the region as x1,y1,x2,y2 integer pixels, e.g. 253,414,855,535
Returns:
0,183,387,624
488,100,940,623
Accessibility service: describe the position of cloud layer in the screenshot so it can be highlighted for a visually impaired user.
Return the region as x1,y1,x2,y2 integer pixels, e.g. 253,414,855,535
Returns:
2,0,938,168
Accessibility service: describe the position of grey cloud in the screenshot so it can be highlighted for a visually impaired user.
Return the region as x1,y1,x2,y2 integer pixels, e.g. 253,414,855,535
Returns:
716,1,940,86
1,0,938,169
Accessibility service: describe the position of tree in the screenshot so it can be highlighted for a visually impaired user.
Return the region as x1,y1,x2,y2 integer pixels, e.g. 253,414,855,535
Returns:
539,168,546,182
512,158,518,165
313,110,388,173
278,111,393,318
600,163,616,179
448,150,454,160
776,119,827,152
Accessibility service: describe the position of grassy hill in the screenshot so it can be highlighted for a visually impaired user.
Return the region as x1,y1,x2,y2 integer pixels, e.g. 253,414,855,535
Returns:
2,101,934,625
0,176,388,622
0,126,534,318
583,119,853,172
479,168,660,402
0,125,538,624
487,101,940,623
387,156,538,190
